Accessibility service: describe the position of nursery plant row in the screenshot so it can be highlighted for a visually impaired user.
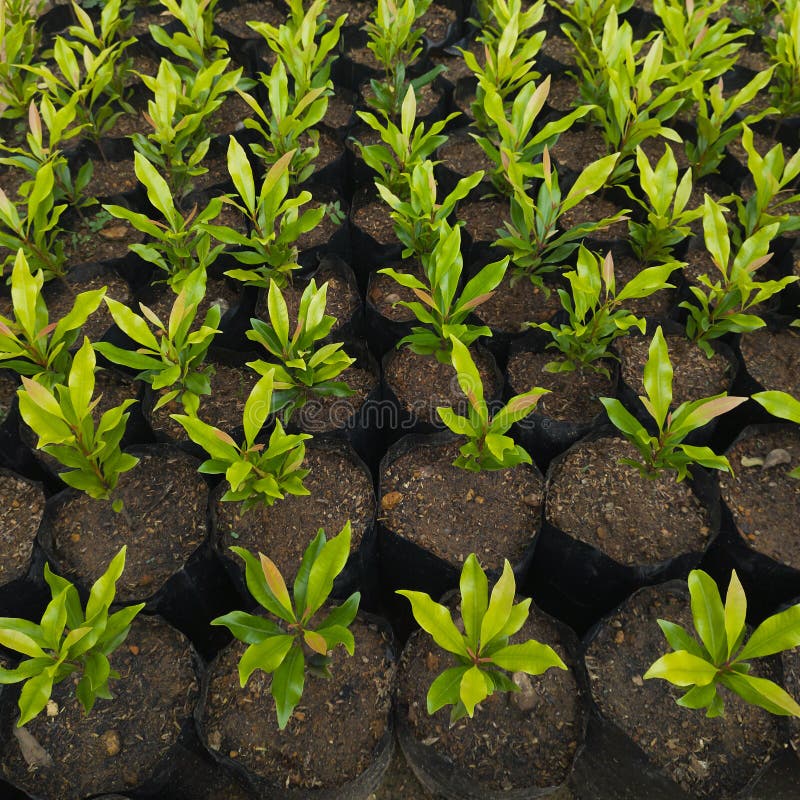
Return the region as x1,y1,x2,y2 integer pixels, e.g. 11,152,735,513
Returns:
0,0,799,798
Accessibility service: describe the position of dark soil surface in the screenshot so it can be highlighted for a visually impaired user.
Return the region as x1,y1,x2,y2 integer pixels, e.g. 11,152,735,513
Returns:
585,584,787,799
506,350,614,421
86,158,138,200
47,447,208,602
352,196,401,246
458,198,510,244
546,437,712,565
474,272,561,332
217,0,286,38
294,186,345,252
0,470,44,584
616,333,735,403
612,248,677,317
558,195,629,241
549,126,609,176
368,261,421,322
63,215,142,266
418,3,457,43
214,439,375,582
255,262,360,331
201,615,394,791
437,129,494,177
294,361,377,433
720,426,800,566
380,438,543,570
1,616,198,800
147,361,260,441
739,327,800,395
0,370,17,423
42,269,132,345
398,609,582,792
384,346,500,425
146,276,240,333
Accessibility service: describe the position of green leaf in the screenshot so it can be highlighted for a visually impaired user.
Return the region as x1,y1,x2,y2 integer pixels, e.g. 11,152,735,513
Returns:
86,547,126,620
562,153,620,213
227,136,255,214
643,326,673,429
104,298,160,351
702,195,730,272
267,280,290,348
134,152,177,224
426,666,468,714
657,619,705,658
720,672,800,717
479,560,516,646
259,553,293,619
460,665,489,717
724,571,747,660
17,670,54,726
211,610,282,644
491,641,567,674
752,391,800,424
739,603,800,661
643,650,719,686
688,570,727,664
303,522,352,619
460,554,488,652
0,626,47,659
396,590,468,657
68,338,96,416
271,645,305,729
238,633,294,685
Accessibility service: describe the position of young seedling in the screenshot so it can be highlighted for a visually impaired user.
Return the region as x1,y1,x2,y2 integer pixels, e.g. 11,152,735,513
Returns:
682,196,795,356
645,569,800,718
472,75,594,194
201,140,324,289
354,86,457,198
397,554,567,723
25,10,135,158
556,0,634,59
0,161,69,280
437,337,547,471
238,57,328,184
623,144,702,265
132,58,242,198
533,246,675,375
376,160,484,263
767,0,800,117
0,249,105,388
0,97,94,213
686,70,776,180
171,369,311,509
149,0,228,73
363,0,442,119
462,0,546,132
599,326,747,480
735,125,800,242
93,267,221,416
249,0,345,100
379,219,509,363
577,9,704,183
17,338,139,503
0,547,144,727
654,0,749,84
211,523,360,729
244,0,344,179
0,0,47,121
104,152,225,289
752,390,800,478
497,148,625,286
246,279,354,422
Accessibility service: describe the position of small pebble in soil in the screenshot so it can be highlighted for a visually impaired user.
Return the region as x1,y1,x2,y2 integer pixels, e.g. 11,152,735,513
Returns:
101,730,121,757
